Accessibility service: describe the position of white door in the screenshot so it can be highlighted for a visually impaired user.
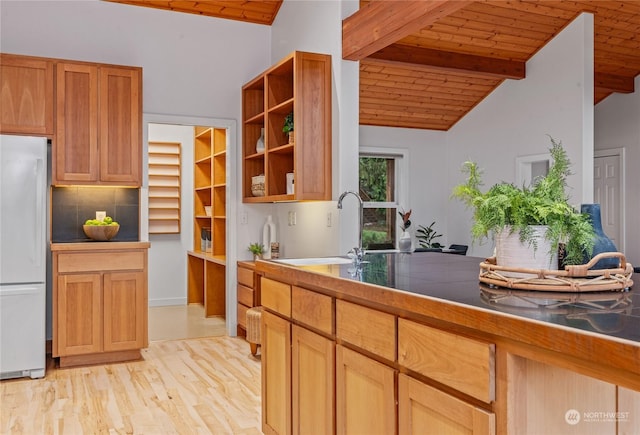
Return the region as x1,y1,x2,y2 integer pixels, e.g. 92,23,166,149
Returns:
594,153,622,251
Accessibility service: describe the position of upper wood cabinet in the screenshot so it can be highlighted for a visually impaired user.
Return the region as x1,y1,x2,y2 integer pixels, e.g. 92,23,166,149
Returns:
242,51,331,202
0,53,54,135
54,61,141,186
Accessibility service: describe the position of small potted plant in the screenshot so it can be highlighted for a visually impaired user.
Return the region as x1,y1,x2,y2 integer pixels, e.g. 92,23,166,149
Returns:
398,208,412,252
248,242,264,261
452,136,595,270
416,221,444,251
282,112,294,144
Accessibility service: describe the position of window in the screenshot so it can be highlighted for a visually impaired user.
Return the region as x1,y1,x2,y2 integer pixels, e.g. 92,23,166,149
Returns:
359,149,407,250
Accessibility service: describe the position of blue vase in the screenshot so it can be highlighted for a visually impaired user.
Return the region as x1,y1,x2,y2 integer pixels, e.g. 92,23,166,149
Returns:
581,204,618,269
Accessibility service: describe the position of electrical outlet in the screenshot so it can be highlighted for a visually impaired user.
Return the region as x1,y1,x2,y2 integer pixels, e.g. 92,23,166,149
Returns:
241,212,248,225
326,211,332,227
288,211,296,226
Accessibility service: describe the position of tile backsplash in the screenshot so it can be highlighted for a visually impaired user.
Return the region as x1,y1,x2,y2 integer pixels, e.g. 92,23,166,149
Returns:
51,187,139,242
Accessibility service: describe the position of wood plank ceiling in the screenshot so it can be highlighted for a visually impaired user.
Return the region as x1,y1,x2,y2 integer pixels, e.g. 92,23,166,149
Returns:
105,1,283,25
107,0,640,131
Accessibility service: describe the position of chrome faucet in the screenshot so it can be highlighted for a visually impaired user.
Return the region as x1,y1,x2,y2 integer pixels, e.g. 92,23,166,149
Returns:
337,190,364,265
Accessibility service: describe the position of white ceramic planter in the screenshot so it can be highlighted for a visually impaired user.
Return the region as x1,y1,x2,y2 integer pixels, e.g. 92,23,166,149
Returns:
495,225,558,277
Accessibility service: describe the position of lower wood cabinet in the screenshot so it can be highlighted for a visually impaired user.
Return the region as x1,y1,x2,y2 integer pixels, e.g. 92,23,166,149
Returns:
618,387,640,434
56,273,102,356
398,374,495,435
292,325,334,435
336,344,396,435
262,278,335,435
258,268,638,435
52,243,149,368
237,261,261,337
262,309,291,435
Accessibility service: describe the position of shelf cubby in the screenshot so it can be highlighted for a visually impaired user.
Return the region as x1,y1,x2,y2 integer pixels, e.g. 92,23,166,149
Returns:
241,51,332,202
148,141,181,234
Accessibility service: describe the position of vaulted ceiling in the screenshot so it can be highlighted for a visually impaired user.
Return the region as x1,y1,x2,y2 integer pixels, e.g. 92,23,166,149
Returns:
107,0,640,131
107,1,283,25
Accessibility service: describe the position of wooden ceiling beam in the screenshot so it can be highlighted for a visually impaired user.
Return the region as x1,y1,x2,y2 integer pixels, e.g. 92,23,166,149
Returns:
368,44,526,80
342,0,472,61
594,72,635,94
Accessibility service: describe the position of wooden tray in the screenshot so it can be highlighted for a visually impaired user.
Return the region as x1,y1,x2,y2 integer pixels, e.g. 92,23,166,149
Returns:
479,252,634,292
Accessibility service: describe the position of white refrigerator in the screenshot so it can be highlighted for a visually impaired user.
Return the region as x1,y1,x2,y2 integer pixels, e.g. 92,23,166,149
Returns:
0,135,47,379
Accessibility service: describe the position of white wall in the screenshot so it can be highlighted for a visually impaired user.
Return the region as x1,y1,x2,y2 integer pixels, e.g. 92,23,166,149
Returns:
233,0,360,259
595,75,640,264
359,126,449,247
445,13,595,258
0,1,270,120
147,124,194,306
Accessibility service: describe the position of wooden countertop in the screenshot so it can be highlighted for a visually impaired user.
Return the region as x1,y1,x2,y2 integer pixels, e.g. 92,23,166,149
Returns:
255,252,640,390
51,241,150,251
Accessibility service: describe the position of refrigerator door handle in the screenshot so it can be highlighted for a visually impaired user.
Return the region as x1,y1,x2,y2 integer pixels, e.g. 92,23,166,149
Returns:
34,158,44,267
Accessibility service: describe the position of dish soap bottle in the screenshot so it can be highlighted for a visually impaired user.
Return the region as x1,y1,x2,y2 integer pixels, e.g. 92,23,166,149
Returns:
262,215,276,259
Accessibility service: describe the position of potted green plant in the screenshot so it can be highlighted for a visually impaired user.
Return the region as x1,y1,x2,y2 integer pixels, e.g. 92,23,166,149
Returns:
416,222,444,250
248,242,264,260
398,208,412,252
283,112,294,144
452,137,594,269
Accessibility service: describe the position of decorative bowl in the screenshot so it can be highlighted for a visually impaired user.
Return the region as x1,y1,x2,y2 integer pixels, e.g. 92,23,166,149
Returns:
83,224,120,241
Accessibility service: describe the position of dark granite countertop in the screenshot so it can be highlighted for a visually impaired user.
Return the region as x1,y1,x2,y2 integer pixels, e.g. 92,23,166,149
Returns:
297,252,639,345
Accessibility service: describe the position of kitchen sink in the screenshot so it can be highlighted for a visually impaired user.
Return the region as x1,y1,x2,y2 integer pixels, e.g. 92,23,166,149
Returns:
273,257,353,266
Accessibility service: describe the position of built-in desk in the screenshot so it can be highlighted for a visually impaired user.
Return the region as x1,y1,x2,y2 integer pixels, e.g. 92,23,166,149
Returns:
186,251,225,317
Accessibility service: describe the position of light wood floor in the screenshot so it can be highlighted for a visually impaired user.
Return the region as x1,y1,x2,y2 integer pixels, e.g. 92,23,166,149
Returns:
1,336,262,434
148,304,227,341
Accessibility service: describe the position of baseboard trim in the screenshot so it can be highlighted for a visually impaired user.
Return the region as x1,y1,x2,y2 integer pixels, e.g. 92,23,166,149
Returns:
148,297,187,307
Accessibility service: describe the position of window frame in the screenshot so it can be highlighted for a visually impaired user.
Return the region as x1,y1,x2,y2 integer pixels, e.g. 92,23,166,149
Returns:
359,147,409,249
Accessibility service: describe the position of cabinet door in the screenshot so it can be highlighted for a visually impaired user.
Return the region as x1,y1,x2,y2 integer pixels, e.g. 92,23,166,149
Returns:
398,374,495,435
618,387,640,435
55,62,99,184
56,273,102,356
262,310,291,435
336,345,396,435
99,66,141,185
292,325,334,435
103,271,146,352
0,54,53,135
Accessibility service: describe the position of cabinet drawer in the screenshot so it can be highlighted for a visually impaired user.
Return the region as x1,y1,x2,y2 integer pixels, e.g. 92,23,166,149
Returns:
398,318,495,403
336,300,395,362
261,277,291,317
238,284,254,307
292,286,332,335
238,266,254,288
57,251,145,273
237,303,249,329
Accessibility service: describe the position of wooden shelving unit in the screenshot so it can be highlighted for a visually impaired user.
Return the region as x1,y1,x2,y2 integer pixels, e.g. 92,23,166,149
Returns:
242,51,332,202
188,126,227,317
148,141,181,234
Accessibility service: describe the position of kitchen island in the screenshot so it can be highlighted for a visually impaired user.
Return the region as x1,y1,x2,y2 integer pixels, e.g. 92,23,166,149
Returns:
255,252,639,435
